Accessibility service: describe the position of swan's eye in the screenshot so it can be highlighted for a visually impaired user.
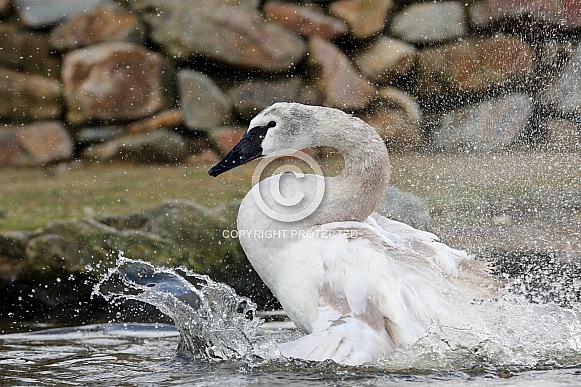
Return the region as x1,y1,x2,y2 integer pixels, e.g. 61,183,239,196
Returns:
267,121,276,128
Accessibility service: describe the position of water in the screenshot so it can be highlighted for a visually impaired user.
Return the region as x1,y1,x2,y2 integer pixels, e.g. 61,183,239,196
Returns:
1,257,581,386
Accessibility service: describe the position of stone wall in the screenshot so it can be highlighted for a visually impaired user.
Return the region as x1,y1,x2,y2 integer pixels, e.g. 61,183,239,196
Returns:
1,0,581,166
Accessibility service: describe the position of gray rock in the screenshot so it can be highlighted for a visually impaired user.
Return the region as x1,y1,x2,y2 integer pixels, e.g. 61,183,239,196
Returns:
74,126,127,145
390,1,466,43
542,44,581,116
82,129,189,164
178,70,231,130
228,77,321,120
126,0,306,72
14,0,110,27
432,93,531,152
0,68,62,120
376,187,430,230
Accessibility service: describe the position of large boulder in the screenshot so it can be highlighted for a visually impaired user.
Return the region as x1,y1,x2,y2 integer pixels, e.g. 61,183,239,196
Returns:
431,93,532,152
390,1,467,43
541,44,581,116
178,70,232,131
308,36,375,110
263,1,348,39
414,35,536,97
361,88,423,149
0,68,63,120
470,0,581,30
49,4,146,51
0,121,74,166
353,36,417,85
14,0,110,28
0,23,59,77
0,200,273,315
376,187,431,231
227,77,321,120
62,43,175,124
329,0,393,39
126,0,306,72
82,129,189,164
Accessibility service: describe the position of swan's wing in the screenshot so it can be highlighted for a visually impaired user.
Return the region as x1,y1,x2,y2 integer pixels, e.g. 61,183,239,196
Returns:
278,220,498,364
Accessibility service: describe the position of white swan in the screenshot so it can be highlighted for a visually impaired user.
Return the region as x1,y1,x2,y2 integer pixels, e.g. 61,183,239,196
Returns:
209,102,498,365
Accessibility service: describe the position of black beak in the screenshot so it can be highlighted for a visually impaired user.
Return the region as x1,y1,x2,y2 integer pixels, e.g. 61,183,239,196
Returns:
208,125,269,177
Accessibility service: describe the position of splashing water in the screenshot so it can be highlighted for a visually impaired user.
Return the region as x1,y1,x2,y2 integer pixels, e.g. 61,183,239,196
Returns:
93,256,581,372
94,257,270,362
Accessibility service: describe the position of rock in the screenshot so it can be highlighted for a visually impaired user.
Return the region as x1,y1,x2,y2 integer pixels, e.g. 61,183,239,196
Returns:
0,121,74,166
208,126,245,156
0,68,63,120
361,87,423,149
414,35,536,96
0,0,10,15
0,199,273,314
82,129,189,164
178,70,231,131
227,77,321,120
308,36,375,110
14,0,110,28
353,36,417,85
0,23,60,78
74,125,127,145
432,93,532,152
542,119,581,151
329,0,393,39
470,0,581,30
263,1,348,39
376,187,431,230
541,45,581,116
49,4,146,51
127,0,306,72
390,1,467,43
128,109,182,135
62,42,175,124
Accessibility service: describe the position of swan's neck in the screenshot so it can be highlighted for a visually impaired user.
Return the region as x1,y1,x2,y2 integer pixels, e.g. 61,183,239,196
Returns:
313,118,390,225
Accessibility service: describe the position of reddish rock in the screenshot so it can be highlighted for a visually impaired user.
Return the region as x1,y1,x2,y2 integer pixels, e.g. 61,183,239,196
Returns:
432,93,531,152
128,109,182,135
263,1,348,39
308,36,375,110
470,0,581,30
361,88,423,149
49,4,146,51
0,121,73,166
414,35,536,96
354,37,417,84
0,23,60,78
178,70,231,130
0,0,11,15
390,2,467,43
208,126,245,156
329,0,393,38
62,42,175,125
17,121,74,164
127,0,306,73
0,68,62,120
227,77,321,120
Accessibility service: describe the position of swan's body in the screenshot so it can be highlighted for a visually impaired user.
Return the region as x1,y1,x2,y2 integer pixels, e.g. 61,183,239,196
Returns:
209,103,497,365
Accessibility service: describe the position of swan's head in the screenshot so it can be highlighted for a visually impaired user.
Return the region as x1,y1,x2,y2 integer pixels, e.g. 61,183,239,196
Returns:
209,102,318,177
